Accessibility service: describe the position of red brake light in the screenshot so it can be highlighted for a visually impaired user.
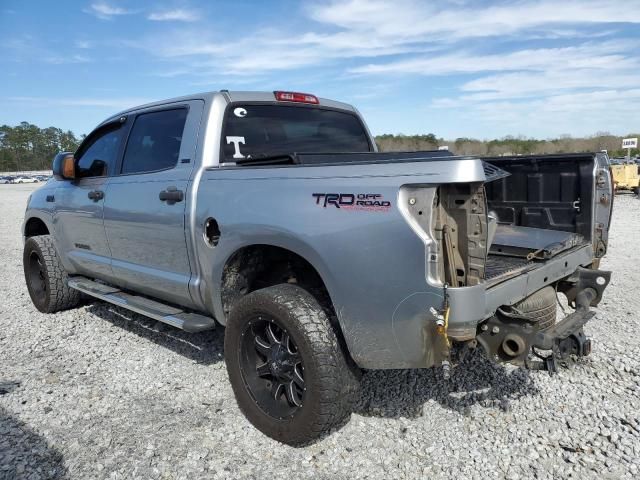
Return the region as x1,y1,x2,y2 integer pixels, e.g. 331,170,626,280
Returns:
274,91,319,104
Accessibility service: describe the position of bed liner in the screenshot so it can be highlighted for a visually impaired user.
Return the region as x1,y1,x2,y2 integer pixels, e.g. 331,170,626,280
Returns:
485,225,589,283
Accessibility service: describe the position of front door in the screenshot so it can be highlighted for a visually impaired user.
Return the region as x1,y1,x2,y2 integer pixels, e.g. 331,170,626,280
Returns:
103,101,203,308
54,123,125,281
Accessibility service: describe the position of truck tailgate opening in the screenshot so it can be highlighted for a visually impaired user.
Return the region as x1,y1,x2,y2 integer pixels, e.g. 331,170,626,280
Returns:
490,225,586,259
485,224,589,284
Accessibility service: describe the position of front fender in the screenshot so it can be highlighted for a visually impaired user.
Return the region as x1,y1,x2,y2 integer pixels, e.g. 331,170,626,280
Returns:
23,192,55,241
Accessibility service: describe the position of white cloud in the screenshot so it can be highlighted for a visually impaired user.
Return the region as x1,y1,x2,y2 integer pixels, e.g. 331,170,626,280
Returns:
127,27,440,77
148,9,198,22
309,0,639,42
458,70,640,101
44,54,92,65
85,2,132,20
3,35,93,65
5,96,153,109
75,40,92,49
432,89,640,138
350,40,639,75
126,0,640,77
418,37,640,137
69,0,640,137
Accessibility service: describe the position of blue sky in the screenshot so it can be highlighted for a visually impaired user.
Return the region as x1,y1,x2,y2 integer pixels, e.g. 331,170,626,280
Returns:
1,0,639,139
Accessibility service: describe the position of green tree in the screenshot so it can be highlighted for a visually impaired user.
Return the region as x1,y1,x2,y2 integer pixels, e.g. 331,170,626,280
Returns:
0,122,82,172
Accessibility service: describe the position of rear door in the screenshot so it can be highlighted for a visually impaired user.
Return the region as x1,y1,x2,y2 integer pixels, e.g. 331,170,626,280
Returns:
103,101,203,308
54,121,125,280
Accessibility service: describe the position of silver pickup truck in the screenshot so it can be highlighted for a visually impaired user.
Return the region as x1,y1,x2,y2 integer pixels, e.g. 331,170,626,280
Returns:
22,90,613,445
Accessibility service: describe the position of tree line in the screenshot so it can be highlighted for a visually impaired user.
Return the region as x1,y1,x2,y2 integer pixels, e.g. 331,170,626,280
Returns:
376,133,639,158
1,122,638,172
0,122,83,172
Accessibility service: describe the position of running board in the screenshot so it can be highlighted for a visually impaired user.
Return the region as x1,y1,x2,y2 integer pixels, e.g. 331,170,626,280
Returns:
68,277,216,332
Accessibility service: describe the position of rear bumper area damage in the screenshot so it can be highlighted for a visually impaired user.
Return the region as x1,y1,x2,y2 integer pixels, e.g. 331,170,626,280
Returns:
475,267,611,374
444,244,595,340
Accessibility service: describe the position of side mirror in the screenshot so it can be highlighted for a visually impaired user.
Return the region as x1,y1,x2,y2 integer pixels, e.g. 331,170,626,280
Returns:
52,152,76,180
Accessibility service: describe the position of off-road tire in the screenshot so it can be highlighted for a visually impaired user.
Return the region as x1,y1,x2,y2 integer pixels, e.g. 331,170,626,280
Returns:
23,235,81,313
224,283,360,446
514,286,557,330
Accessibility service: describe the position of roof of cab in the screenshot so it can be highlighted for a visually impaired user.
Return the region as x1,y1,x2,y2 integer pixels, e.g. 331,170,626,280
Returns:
102,90,357,126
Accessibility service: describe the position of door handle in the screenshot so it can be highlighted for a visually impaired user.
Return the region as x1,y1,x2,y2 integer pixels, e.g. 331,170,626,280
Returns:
88,190,104,201
159,186,184,205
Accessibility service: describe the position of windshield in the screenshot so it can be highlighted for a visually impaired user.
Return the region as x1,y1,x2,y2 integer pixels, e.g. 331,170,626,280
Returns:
222,104,372,161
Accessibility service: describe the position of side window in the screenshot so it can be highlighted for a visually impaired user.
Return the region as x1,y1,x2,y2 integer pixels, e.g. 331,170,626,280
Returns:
121,109,187,175
76,127,122,178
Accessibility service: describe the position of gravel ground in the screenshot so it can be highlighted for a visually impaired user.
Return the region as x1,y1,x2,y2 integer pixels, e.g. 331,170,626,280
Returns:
1,183,639,480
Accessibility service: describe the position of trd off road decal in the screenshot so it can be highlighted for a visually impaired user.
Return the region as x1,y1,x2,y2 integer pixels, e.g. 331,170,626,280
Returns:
312,193,391,211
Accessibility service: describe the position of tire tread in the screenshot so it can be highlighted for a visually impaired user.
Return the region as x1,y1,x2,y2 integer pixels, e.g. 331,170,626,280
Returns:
225,283,359,446
514,286,557,330
24,235,80,313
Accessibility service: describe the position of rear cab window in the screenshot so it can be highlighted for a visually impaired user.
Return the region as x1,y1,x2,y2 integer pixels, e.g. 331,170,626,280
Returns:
221,104,372,162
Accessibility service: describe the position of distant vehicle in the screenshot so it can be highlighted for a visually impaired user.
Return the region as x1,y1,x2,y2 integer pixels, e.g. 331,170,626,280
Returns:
611,163,640,194
15,176,39,184
0,176,16,184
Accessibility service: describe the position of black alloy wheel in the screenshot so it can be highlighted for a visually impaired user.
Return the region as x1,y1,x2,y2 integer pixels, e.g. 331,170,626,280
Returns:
240,316,305,419
26,250,48,305
224,283,360,446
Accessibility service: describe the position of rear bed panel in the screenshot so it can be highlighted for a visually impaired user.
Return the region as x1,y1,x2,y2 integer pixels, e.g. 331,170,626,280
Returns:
484,154,595,238
483,152,612,262
196,157,487,369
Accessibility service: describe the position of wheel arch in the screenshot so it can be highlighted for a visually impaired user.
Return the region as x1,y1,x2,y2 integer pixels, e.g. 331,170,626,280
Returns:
23,215,51,238
216,242,357,366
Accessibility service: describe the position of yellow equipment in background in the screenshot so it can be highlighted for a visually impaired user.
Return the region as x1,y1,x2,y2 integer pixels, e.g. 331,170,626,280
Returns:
611,163,640,194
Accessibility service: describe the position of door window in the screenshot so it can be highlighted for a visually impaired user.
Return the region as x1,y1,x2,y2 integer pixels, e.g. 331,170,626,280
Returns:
121,109,187,175
76,126,122,178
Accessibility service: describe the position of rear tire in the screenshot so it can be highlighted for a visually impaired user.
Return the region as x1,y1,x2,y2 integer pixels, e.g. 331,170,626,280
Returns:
224,283,359,446
23,235,81,313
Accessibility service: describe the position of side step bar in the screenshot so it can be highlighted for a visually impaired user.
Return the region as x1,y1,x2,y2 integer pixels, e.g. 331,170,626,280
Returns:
68,277,216,333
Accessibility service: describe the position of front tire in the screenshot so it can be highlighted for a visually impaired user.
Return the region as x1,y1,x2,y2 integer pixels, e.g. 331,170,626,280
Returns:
23,235,81,313
224,284,359,446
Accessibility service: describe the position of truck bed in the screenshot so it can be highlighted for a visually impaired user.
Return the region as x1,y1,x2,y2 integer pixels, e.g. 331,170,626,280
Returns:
485,255,531,281
485,225,589,284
